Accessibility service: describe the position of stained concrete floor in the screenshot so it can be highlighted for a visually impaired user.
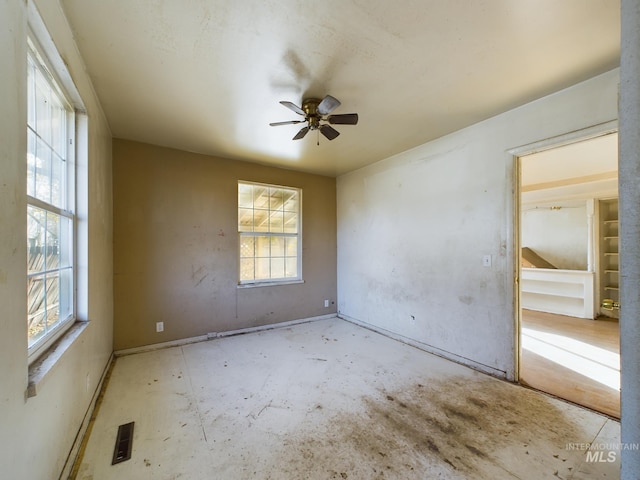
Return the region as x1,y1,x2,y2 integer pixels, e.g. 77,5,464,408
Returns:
74,318,620,479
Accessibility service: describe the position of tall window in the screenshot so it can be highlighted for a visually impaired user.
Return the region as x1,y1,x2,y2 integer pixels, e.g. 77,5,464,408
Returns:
26,38,75,359
238,182,301,284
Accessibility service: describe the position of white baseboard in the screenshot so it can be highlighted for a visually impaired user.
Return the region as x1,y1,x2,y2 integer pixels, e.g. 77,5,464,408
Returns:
114,314,338,357
209,314,337,339
60,352,114,480
115,335,209,357
338,313,507,379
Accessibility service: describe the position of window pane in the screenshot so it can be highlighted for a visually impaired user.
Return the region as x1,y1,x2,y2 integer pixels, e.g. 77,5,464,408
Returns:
45,273,60,328
271,257,284,279
285,237,297,257
50,152,64,209
269,188,283,210
269,210,284,233
238,183,253,208
253,209,269,232
255,236,270,257
255,258,270,280
285,257,298,278
283,192,299,212
27,205,46,275
240,258,255,281
35,137,52,203
51,96,66,158
45,211,60,269
271,236,284,257
35,71,52,146
239,235,254,258
27,57,36,129
238,208,254,232
284,211,298,234
253,186,268,208
58,215,72,269
27,130,37,198
59,267,73,320
27,274,46,347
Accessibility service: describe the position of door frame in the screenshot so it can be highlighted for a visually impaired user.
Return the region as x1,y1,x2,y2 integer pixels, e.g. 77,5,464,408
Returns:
507,120,618,383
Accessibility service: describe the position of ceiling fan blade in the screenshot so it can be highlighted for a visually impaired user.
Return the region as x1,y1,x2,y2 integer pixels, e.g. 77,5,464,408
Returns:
317,95,341,115
269,120,305,126
280,101,305,116
327,113,358,125
292,126,310,140
320,124,340,140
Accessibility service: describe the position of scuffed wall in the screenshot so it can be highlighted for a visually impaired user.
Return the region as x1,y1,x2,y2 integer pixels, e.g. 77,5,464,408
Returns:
113,140,337,350
337,70,619,380
0,1,113,479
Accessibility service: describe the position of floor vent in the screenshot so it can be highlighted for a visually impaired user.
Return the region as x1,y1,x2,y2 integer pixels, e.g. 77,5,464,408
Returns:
112,422,135,465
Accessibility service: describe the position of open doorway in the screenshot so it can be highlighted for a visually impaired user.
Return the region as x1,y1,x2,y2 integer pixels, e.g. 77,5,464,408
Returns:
517,132,620,418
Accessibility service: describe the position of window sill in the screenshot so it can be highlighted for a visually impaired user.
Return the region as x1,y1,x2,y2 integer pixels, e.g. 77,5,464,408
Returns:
237,279,305,289
27,321,89,398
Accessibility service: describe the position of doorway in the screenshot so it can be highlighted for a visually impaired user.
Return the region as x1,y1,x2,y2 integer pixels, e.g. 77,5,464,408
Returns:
516,131,620,418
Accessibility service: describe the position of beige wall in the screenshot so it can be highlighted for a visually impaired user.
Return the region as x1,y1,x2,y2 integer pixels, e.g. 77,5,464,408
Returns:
113,139,337,350
0,1,113,479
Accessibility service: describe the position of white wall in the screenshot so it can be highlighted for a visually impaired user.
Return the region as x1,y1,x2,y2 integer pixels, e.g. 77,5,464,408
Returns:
521,204,588,270
337,69,619,380
0,1,113,479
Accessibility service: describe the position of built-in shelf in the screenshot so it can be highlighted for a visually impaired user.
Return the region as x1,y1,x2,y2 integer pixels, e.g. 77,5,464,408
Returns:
600,198,619,318
521,268,595,319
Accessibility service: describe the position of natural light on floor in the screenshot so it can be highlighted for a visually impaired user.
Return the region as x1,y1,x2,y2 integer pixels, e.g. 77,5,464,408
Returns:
522,327,620,391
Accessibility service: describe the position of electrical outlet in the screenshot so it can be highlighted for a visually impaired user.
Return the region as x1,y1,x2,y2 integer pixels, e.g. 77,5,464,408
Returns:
156,321,164,332
324,299,330,308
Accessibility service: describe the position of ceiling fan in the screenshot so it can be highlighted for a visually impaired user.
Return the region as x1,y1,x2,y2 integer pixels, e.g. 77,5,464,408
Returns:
269,95,358,142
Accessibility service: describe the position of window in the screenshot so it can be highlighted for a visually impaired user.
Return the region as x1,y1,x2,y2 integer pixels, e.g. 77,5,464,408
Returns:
238,182,301,284
26,38,76,360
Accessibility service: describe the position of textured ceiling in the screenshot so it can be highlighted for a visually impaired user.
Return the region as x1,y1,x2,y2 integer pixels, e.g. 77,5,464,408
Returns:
60,0,620,177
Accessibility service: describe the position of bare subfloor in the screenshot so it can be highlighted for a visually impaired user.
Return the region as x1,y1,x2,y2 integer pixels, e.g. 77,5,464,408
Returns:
74,318,619,479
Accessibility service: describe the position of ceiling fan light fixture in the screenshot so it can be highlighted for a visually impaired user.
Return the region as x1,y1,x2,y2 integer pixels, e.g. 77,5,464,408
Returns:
270,94,358,142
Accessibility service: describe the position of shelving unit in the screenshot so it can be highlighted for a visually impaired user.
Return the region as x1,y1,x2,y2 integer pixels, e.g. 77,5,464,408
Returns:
521,268,595,319
599,199,619,318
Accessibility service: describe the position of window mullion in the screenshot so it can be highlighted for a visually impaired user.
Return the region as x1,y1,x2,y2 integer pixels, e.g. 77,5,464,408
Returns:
27,195,73,218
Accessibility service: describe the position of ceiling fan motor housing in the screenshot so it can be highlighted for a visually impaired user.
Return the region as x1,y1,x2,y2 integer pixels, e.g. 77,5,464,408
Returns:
302,99,322,130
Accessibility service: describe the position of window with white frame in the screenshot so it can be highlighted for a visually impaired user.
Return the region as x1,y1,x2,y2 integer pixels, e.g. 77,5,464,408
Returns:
238,182,301,284
26,38,76,359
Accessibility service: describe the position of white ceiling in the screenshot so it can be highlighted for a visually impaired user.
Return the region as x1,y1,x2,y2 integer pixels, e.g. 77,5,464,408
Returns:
521,132,619,205
60,0,620,177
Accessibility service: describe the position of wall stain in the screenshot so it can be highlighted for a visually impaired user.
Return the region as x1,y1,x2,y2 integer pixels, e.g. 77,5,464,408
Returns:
458,295,474,305
194,274,208,287
264,375,586,479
